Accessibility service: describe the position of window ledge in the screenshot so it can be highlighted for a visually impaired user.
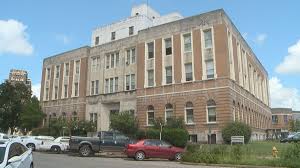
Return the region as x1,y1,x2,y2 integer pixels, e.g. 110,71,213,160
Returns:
186,123,196,126
206,122,217,125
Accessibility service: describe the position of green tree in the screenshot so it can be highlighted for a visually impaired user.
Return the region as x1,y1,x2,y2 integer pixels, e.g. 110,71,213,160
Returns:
0,81,31,133
110,111,139,138
289,120,300,132
20,96,45,133
222,122,252,144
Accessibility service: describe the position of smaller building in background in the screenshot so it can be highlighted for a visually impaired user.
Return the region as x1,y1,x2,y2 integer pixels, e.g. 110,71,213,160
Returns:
269,108,294,139
8,69,32,90
292,111,300,121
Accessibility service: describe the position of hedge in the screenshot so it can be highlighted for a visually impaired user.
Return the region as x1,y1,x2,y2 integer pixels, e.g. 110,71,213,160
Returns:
222,122,252,144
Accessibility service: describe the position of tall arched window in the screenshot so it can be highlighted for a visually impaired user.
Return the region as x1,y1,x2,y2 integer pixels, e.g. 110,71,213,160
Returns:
185,102,194,124
147,105,155,126
207,99,216,123
165,104,173,122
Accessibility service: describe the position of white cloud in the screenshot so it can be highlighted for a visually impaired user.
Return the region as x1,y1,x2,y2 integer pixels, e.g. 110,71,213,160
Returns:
269,77,300,110
275,40,300,74
0,19,33,55
55,34,70,45
254,33,267,45
32,83,41,100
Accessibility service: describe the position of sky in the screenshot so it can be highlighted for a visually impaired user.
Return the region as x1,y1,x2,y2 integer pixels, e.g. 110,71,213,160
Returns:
0,0,299,110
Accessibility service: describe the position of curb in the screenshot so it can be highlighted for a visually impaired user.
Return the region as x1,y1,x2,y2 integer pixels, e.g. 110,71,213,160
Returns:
180,162,287,168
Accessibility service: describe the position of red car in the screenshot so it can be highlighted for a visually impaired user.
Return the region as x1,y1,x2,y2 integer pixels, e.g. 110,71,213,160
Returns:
124,139,184,161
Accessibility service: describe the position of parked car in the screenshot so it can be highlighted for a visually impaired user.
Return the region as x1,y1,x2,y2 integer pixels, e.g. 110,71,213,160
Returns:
20,136,54,151
38,137,70,153
0,139,34,168
0,134,9,140
124,139,184,161
280,132,300,143
69,131,133,157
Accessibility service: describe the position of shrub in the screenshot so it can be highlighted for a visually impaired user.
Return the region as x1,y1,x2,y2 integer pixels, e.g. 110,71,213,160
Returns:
231,145,242,161
182,145,220,164
110,111,139,138
222,122,252,144
280,143,300,168
162,128,189,147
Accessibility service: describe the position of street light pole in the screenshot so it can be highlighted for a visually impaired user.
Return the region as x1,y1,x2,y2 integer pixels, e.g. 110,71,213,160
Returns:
160,122,163,140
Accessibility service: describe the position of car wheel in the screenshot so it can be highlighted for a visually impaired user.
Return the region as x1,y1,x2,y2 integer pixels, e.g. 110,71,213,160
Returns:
135,151,145,161
51,146,61,154
27,143,36,151
174,153,182,161
79,145,92,157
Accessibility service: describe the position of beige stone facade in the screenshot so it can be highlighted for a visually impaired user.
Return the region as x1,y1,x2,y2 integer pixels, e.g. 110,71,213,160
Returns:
40,8,271,143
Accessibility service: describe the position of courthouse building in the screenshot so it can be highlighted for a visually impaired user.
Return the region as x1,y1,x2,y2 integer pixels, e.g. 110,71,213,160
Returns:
40,4,271,143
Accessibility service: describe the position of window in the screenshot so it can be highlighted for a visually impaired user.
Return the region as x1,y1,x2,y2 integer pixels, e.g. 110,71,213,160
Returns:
284,115,288,124
129,26,134,35
111,31,115,40
147,42,154,59
114,77,118,92
54,86,58,99
189,135,198,143
65,63,69,76
55,65,60,78
75,60,80,74
47,68,51,80
105,79,109,93
206,60,215,79
126,50,131,65
185,102,194,124
147,69,154,87
115,52,119,67
165,66,172,84
131,48,136,63
183,33,192,52
131,74,135,90
204,29,212,48
95,80,99,94
90,113,97,124
91,81,95,95
106,55,110,69
95,36,99,45
91,58,96,72
45,88,49,100
207,99,216,123
111,53,115,68
147,105,155,126
74,82,79,96
126,75,130,91
165,104,173,122
165,38,172,55
185,63,193,81
272,115,278,124
110,78,114,93
64,85,68,98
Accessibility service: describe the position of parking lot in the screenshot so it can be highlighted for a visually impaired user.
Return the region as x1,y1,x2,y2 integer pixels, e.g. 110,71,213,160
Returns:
33,152,228,168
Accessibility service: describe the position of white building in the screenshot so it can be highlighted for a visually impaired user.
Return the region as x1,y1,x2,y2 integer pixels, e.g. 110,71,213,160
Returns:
91,4,183,46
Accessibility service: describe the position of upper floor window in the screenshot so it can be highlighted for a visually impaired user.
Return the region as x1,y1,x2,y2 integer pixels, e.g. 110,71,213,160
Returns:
272,115,278,124
74,82,79,97
284,115,288,124
54,86,58,99
147,69,154,87
95,36,99,45
129,26,134,35
45,88,49,100
125,74,136,91
105,77,118,94
55,65,60,79
65,63,69,76
95,80,99,94
185,63,193,81
64,85,68,98
47,68,51,80
207,99,216,123
206,60,215,79
106,52,119,69
91,81,95,95
165,66,172,84
126,48,136,65
165,38,172,55
147,42,154,59
204,29,213,48
106,55,110,69
91,57,100,72
75,60,80,74
183,33,192,52
111,31,116,40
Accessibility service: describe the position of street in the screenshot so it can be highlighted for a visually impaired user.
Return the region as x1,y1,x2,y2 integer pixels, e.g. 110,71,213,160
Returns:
33,152,228,168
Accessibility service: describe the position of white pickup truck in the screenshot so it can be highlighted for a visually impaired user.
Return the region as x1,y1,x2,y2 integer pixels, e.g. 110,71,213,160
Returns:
38,136,70,153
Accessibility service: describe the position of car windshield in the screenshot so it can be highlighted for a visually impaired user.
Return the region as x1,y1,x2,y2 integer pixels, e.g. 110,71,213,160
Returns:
0,147,5,164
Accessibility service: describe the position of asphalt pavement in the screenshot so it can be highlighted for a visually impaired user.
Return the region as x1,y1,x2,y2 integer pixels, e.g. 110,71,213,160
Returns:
33,152,228,168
